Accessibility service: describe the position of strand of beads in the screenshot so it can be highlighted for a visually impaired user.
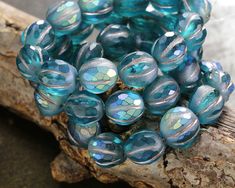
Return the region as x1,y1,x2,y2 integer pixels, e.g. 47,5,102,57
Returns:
16,0,234,168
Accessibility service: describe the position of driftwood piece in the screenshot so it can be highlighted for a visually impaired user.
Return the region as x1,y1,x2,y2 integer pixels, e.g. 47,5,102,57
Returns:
0,1,235,187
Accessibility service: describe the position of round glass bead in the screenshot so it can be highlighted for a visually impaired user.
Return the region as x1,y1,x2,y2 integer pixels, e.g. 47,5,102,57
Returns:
16,45,50,83
200,60,223,73
149,0,180,15
118,51,158,89
124,130,165,165
105,90,145,126
160,107,200,149
79,58,118,94
151,32,187,72
88,133,125,168
79,0,113,24
143,75,180,115
97,24,135,60
189,85,225,125
65,91,105,126
46,0,82,36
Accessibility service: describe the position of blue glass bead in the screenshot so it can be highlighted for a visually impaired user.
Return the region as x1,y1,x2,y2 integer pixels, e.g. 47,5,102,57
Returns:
16,45,50,83
67,121,101,148
200,60,223,73
160,107,200,149
151,32,187,72
97,24,135,60
114,0,149,17
38,59,78,96
118,51,158,89
21,20,55,51
124,130,165,165
65,91,105,126
180,0,212,23
189,85,225,125
105,90,145,126
149,0,180,15
46,0,82,36
79,0,113,24
73,42,104,71
143,75,180,115
88,133,125,168
79,58,118,94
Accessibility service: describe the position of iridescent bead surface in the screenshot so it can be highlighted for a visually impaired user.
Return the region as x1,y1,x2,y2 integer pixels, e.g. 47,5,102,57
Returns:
65,91,105,126
16,45,50,82
88,133,125,168
143,76,180,116
160,107,200,149
149,0,180,15
118,51,158,89
189,85,225,125
105,90,145,126
46,0,82,36
151,32,187,72
97,24,135,60
124,130,165,165
79,58,118,94
79,0,113,24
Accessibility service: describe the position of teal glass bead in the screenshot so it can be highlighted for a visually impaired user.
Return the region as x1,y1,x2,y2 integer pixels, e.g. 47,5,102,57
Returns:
135,35,154,54
67,121,101,148
149,0,180,15
114,0,149,17
79,58,118,94
124,130,165,165
46,0,82,36
88,133,126,168
189,85,225,125
160,107,200,149
118,51,158,89
180,0,212,23
79,0,113,24
65,91,105,126
143,75,180,115
16,45,50,83
200,61,223,73
105,90,145,126
151,32,187,72
97,24,135,60
21,20,55,51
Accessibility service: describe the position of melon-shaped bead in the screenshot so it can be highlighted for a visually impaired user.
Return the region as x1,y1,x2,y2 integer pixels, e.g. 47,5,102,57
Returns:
16,45,50,83
151,32,187,72
149,0,180,15
189,85,225,125
97,24,135,60
124,130,165,164
88,133,126,168
65,91,105,126
46,0,82,36
105,90,145,126
200,60,223,73
118,51,158,89
79,0,113,24
160,107,200,149
143,75,180,115
79,58,118,94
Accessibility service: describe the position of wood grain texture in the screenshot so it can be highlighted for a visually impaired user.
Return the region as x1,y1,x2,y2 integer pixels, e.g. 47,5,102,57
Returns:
0,1,235,187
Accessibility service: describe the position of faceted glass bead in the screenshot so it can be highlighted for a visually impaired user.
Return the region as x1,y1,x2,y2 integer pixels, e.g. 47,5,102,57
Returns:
114,0,149,17
79,0,113,24
97,24,135,60
21,20,55,51
88,133,126,168
160,107,200,149
149,0,180,15
79,58,118,94
46,0,82,36
118,51,158,89
124,130,165,165
200,60,223,73
105,90,145,126
151,32,187,72
16,45,50,83
143,75,180,115
65,91,105,126
189,85,225,125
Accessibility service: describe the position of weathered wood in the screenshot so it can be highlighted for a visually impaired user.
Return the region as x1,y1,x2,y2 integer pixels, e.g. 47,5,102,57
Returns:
0,1,235,187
